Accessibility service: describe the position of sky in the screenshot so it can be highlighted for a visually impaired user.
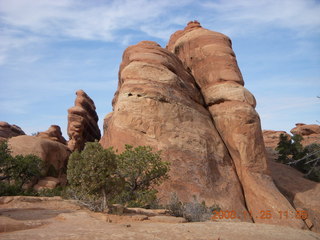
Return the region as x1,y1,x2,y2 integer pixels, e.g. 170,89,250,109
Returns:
0,0,319,139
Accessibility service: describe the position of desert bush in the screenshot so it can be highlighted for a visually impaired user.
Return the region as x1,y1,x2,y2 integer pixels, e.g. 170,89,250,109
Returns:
37,186,65,197
67,142,121,211
276,135,320,182
66,143,170,211
167,193,220,222
0,141,43,195
114,145,170,208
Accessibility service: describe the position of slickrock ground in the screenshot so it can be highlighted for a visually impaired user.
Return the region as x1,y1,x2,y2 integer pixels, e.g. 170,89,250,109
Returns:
1,197,319,240
0,121,25,142
67,90,101,151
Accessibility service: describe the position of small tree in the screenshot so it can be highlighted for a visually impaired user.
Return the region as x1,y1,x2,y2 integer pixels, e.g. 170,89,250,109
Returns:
0,141,43,194
67,142,122,211
276,134,306,164
276,134,320,182
114,145,170,207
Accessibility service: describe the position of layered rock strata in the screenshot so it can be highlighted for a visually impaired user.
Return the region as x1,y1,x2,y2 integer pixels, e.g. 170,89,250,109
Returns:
37,125,67,145
67,90,101,151
0,121,25,142
166,21,305,228
100,41,249,218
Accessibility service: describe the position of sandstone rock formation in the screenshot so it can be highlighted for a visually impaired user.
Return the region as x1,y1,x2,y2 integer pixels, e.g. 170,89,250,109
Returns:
0,121,25,142
67,90,101,151
291,123,320,146
8,135,69,177
100,41,249,218
263,130,291,149
36,125,67,145
166,21,304,228
100,21,310,229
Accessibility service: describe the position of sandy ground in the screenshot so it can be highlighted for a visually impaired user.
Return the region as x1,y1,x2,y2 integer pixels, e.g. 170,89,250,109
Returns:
0,196,319,240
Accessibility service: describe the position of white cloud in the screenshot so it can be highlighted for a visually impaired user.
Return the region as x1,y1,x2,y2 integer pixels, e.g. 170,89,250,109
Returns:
202,0,320,36
0,0,193,65
0,0,188,40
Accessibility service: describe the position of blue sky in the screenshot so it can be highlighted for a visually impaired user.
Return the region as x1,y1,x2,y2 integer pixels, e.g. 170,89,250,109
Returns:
0,0,319,138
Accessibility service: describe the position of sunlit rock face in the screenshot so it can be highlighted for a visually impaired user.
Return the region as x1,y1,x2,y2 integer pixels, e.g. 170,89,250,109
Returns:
100,40,249,217
37,125,67,145
101,21,310,229
0,121,25,142
67,90,101,151
166,21,305,228
291,123,320,146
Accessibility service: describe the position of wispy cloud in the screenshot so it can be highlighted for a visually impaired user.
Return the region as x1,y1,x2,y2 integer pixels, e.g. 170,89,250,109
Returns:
202,0,320,37
0,0,193,65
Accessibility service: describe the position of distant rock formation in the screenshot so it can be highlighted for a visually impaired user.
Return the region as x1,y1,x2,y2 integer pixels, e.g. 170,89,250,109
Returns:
8,135,69,178
262,130,290,149
100,22,308,229
0,121,25,142
291,123,320,146
67,90,101,151
262,123,320,149
37,125,67,145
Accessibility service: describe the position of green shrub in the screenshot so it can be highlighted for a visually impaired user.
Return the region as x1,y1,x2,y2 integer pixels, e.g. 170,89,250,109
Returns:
37,186,65,197
67,142,121,211
114,145,170,208
276,135,320,182
66,142,170,211
0,141,43,195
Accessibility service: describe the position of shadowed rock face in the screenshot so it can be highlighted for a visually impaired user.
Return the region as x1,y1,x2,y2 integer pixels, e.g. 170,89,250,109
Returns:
37,125,67,145
269,160,320,233
67,90,101,151
166,21,305,228
0,122,25,142
100,41,249,217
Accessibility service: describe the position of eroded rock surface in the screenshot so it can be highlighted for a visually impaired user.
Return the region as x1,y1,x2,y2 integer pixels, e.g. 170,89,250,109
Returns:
100,41,248,217
0,121,25,142
67,90,101,151
37,125,67,145
166,21,304,228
